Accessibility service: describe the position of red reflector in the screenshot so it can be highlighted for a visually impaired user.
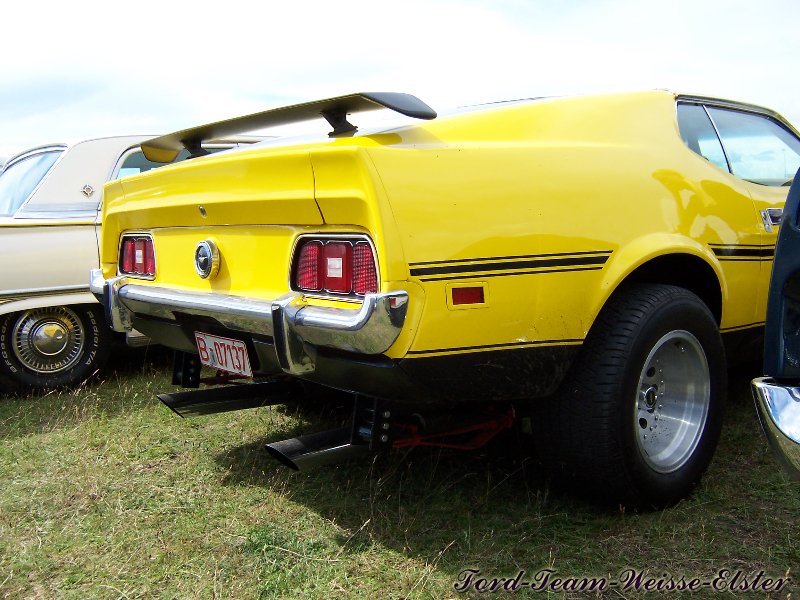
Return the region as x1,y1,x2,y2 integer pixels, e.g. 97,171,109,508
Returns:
296,241,323,291
452,286,484,305
353,242,378,295
121,239,135,273
323,242,352,293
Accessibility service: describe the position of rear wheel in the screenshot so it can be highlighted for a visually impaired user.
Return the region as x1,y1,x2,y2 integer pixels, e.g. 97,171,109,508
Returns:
535,284,725,509
0,305,110,392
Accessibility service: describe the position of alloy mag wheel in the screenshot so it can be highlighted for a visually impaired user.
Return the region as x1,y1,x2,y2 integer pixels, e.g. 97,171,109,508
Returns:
634,330,710,474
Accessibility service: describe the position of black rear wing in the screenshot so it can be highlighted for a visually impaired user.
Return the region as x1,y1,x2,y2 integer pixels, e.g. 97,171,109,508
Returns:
141,92,437,162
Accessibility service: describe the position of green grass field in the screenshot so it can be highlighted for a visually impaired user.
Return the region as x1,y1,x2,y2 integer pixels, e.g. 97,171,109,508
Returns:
1,348,798,599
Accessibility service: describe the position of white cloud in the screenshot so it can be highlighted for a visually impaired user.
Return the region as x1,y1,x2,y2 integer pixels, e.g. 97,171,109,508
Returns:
1,0,799,157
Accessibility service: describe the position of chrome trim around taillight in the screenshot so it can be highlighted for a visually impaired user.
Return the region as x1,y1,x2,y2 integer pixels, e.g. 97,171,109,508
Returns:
289,233,380,301
117,232,156,280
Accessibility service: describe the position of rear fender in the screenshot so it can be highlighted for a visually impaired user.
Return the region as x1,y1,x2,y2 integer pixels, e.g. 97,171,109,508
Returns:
591,234,726,332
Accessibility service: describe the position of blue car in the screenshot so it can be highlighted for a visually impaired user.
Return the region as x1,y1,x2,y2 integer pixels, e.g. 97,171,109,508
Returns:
752,168,800,480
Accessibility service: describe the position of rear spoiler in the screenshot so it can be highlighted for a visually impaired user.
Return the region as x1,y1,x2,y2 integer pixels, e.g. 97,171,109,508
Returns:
141,92,437,163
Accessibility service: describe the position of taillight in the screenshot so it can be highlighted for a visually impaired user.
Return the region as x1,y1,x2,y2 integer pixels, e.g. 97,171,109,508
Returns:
121,239,136,274
296,241,323,291
293,238,378,296
353,242,378,295
323,242,352,293
144,240,155,274
119,235,155,277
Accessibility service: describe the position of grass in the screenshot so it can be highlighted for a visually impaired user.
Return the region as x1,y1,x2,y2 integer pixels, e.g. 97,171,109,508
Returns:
1,348,798,599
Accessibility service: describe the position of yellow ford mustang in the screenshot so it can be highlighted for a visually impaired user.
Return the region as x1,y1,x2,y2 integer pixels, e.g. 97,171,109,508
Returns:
91,91,799,508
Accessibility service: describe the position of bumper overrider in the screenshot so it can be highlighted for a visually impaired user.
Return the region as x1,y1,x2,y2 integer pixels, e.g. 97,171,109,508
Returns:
89,269,409,376
751,377,800,481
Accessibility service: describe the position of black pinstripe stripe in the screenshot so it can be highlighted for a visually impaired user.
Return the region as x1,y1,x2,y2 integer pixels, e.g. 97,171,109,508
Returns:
409,251,612,278
406,338,583,356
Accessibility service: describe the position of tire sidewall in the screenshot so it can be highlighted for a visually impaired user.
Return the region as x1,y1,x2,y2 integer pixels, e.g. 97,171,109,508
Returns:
616,292,725,505
0,305,109,391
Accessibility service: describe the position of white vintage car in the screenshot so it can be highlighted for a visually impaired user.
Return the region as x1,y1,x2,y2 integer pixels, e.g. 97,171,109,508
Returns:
0,137,253,391
0,137,157,391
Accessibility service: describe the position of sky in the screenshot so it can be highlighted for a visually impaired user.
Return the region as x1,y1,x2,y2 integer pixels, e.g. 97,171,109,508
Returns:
1,0,799,159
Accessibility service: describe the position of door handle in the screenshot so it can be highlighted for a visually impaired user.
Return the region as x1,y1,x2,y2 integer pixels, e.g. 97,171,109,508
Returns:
766,207,783,225
761,208,783,232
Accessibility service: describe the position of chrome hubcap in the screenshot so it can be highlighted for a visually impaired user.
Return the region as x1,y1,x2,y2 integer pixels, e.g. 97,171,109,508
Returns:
634,330,709,473
11,308,84,374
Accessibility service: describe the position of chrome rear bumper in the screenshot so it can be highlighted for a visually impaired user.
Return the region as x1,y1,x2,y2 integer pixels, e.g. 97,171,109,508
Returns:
89,269,408,375
751,377,800,481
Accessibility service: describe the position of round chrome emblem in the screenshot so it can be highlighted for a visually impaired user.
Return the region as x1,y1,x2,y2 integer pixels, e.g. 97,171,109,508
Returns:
194,240,220,279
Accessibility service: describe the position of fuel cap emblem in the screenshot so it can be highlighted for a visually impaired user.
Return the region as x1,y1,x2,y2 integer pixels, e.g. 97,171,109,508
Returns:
195,240,219,279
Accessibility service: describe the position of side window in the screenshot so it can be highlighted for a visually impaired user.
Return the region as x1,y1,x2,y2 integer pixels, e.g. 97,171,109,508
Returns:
707,107,800,186
677,103,729,171
0,150,63,216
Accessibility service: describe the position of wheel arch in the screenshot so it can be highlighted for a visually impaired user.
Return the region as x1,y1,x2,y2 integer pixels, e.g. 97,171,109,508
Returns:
622,254,723,323
0,293,99,318
595,237,725,326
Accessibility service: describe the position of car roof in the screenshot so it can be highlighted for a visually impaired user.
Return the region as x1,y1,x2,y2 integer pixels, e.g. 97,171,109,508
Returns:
4,135,154,167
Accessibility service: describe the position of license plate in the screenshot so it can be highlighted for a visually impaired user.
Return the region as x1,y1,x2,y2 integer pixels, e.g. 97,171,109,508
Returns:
195,331,253,377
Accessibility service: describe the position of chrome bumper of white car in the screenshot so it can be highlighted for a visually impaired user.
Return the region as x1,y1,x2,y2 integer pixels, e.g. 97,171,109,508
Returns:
89,269,408,375
751,377,800,481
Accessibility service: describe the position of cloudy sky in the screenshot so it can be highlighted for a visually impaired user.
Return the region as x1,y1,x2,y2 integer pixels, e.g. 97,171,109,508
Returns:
1,0,799,159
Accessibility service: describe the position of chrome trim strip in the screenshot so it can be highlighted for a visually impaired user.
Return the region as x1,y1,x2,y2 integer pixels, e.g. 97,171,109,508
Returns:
677,94,795,127
2,144,67,171
12,211,97,221
701,104,734,174
0,284,90,299
0,221,95,228
90,269,409,374
17,202,98,213
751,377,800,480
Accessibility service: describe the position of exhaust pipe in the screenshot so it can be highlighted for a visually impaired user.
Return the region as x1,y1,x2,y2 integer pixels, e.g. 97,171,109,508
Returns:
158,380,302,418
265,427,368,471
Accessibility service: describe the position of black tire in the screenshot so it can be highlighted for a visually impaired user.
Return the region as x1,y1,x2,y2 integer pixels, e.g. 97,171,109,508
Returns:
0,304,111,393
534,284,725,509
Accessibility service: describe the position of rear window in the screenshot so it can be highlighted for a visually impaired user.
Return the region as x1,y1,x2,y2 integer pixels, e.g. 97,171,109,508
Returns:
677,104,729,172
0,150,63,216
115,150,195,179
115,147,231,180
